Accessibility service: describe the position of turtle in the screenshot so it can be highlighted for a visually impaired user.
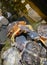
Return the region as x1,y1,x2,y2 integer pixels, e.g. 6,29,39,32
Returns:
1,31,47,65
1,21,47,65
15,34,47,65
19,40,47,65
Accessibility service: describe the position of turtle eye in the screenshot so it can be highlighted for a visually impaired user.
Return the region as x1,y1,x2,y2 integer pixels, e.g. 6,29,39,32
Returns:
10,30,13,33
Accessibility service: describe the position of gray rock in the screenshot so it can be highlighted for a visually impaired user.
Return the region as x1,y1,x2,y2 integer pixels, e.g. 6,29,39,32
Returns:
0,28,8,42
0,22,2,28
1,47,21,65
0,16,9,26
1,17,9,26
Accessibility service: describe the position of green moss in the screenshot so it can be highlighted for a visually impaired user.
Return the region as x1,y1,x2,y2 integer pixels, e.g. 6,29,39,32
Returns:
1,39,11,53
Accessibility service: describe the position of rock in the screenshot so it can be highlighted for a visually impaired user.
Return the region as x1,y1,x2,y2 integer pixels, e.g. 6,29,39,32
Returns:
0,22,2,28
1,17,9,26
41,20,46,24
0,28,8,42
0,16,9,26
6,12,12,19
1,47,21,65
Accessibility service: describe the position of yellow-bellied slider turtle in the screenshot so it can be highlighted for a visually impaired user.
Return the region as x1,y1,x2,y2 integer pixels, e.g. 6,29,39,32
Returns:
3,21,47,65
1,32,47,65
15,34,47,65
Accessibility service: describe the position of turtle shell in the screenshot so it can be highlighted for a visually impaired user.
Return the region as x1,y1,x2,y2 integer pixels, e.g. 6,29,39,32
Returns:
1,40,47,65
1,23,47,65
20,41,47,65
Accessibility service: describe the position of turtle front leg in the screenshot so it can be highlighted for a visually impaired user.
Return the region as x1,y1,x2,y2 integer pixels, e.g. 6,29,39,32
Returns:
11,28,21,43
